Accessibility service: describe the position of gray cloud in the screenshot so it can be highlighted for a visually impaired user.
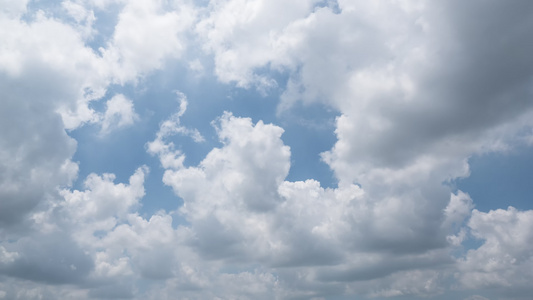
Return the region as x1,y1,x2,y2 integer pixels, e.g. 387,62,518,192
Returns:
2,233,93,284
0,70,78,227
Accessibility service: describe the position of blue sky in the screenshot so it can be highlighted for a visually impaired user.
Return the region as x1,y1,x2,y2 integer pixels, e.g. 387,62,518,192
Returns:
1,1,533,299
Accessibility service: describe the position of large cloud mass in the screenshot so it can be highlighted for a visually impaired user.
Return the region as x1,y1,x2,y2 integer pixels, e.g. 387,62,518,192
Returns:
1,0,533,299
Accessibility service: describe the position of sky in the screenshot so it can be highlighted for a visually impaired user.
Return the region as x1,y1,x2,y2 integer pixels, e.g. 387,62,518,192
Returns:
0,1,533,299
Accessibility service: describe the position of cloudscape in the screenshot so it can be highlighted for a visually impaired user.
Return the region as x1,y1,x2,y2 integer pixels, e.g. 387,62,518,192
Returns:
1,1,533,299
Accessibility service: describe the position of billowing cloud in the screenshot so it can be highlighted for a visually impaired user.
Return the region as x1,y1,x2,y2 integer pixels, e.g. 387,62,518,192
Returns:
457,207,533,298
155,112,469,298
100,0,196,83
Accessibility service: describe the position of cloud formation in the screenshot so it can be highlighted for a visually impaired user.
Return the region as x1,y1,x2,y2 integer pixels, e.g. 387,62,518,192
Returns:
1,0,533,299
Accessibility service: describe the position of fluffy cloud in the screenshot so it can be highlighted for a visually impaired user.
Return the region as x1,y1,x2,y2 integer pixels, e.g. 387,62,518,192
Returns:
190,2,533,296
457,207,533,298
0,0,193,227
0,167,146,283
0,1,193,296
0,166,185,298
196,0,319,88
162,113,292,260
154,112,469,298
197,0,533,184
58,166,147,226
164,0,533,297
2,0,533,299
100,0,196,83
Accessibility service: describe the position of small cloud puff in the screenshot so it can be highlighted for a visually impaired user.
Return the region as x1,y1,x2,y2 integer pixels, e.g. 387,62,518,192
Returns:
99,94,138,135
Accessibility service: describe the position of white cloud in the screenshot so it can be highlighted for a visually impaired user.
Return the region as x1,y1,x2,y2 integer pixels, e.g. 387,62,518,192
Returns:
0,0,29,18
0,1,201,291
0,167,148,286
197,0,533,190
155,113,466,297
1,166,184,296
0,7,118,229
61,0,97,39
163,112,290,217
457,207,533,297
101,0,196,83
196,0,318,88
58,166,148,226
99,94,138,134
0,10,111,127
444,191,474,229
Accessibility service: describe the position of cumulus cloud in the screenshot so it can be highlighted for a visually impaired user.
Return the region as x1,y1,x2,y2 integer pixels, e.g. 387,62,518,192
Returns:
0,0,193,227
196,0,318,89
153,112,466,298
100,0,196,83
2,0,533,299
196,0,533,185
0,0,194,294
0,166,183,298
457,207,533,298
58,166,148,225
164,0,533,297
191,1,533,293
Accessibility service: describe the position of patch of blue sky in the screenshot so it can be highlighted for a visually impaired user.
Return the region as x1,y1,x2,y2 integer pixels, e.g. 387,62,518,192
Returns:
84,3,122,51
314,0,341,14
279,100,338,188
23,0,64,20
456,145,533,212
